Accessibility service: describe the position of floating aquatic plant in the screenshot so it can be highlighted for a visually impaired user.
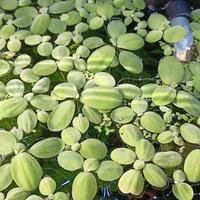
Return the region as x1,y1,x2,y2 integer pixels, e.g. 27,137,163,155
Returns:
0,0,200,200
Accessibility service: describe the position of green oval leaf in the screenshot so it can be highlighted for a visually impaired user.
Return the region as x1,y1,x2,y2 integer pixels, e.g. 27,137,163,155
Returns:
119,51,143,74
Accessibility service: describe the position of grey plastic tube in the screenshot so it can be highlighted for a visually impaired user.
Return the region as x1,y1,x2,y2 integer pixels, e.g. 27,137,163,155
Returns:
146,0,195,61
172,16,194,61
165,0,194,61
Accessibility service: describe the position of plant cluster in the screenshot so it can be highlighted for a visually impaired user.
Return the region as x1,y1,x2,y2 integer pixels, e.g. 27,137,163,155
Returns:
0,0,200,200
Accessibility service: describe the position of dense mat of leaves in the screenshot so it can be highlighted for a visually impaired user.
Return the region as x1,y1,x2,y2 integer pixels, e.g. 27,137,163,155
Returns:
0,0,200,200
